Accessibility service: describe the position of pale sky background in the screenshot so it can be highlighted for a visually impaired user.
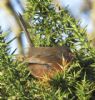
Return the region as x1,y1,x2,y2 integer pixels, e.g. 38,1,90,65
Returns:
0,0,93,54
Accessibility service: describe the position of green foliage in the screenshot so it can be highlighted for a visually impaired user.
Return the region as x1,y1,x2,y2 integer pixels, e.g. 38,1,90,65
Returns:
24,0,88,49
1,0,95,99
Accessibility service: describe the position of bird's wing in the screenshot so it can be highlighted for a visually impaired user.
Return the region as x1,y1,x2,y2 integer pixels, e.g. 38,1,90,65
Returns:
26,54,61,64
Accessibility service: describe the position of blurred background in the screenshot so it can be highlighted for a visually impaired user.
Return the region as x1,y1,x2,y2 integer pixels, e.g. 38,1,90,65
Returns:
0,0,95,54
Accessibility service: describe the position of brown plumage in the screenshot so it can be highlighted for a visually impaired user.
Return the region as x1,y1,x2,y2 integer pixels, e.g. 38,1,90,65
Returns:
26,46,73,79
16,13,74,79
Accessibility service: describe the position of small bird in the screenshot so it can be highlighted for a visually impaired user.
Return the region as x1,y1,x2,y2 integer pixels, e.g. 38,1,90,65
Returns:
26,46,73,79
16,13,74,79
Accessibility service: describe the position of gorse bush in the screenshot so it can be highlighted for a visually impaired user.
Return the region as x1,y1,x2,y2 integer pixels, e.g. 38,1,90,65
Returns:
0,0,95,99
24,0,88,49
